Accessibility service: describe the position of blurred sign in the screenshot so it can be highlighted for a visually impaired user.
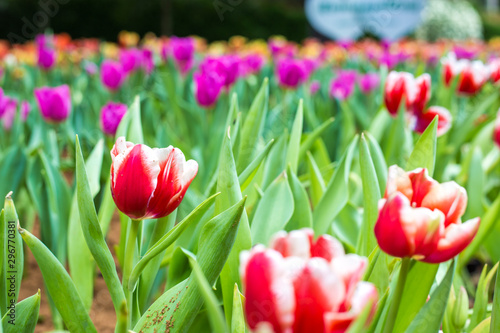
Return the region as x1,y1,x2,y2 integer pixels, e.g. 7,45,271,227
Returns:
305,0,426,41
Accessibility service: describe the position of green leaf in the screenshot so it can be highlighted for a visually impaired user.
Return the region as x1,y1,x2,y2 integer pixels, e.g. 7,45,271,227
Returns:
405,260,456,333
1,290,40,333
285,166,313,231
307,151,325,207
75,136,126,316
392,261,439,332
237,78,269,173
286,99,303,173
313,136,358,235
4,194,23,308
357,134,381,257
68,139,104,311
347,299,375,333
183,249,228,333
298,117,335,161
129,193,220,291
364,132,388,196
115,95,143,144
465,147,485,220
215,129,252,327
238,139,275,191
469,263,498,332
472,317,491,333
251,172,294,245
133,197,247,333
231,284,245,333
406,116,438,176
18,226,97,333
0,146,27,198
490,264,500,333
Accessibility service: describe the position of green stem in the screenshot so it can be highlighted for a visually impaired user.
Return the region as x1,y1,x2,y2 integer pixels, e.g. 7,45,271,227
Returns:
122,219,141,328
383,257,411,333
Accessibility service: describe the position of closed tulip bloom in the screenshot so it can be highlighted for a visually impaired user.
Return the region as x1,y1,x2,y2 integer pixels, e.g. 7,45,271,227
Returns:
457,60,489,96
240,228,378,333
384,71,417,117
110,137,198,220
101,60,126,91
375,166,480,263
194,70,224,108
1,97,17,130
36,34,56,70
358,73,380,94
100,102,127,136
277,58,307,89
488,59,500,84
494,110,500,148
20,100,31,121
119,48,143,74
34,85,71,123
412,106,452,137
411,74,431,114
170,37,195,75
441,53,467,87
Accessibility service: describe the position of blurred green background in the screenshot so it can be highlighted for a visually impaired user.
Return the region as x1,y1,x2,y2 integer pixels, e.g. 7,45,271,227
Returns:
0,0,499,42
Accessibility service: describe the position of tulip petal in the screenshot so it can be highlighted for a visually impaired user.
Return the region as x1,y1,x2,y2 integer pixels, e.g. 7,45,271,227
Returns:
407,168,437,207
271,229,312,259
110,140,160,219
421,181,467,227
422,218,480,264
242,247,295,333
385,165,413,201
292,258,345,333
330,254,367,301
311,234,345,261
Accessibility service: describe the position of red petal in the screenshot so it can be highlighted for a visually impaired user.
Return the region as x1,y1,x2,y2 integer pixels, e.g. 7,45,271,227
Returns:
385,165,413,201
271,229,313,259
421,181,467,227
422,218,480,264
110,141,159,219
331,255,367,301
412,106,452,137
407,168,437,207
292,258,345,333
242,247,295,333
311,234,345,261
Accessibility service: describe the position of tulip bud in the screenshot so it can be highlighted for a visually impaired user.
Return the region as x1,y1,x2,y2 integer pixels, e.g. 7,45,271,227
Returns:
34,85,72,123
358,72,380,94
100,60,126,91
384,71,416,116
412,106,452,137
110,137,198,220
494,110,500,149
36,34,56,70
457,61,489,96
194,70,224,108
100,102,127,136
452,287,469,330
170,36,195,75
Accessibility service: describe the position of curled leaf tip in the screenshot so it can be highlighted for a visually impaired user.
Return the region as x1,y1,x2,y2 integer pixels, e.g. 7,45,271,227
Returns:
5,191,13,199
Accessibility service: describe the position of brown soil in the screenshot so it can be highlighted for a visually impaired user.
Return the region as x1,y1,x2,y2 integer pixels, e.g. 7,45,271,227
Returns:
18,212,122,333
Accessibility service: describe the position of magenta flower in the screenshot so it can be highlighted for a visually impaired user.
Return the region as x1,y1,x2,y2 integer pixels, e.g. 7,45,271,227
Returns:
194,70,224,108
277,58,307,89
330,70,357,101
34,85,71,123
309,80,321,95
21,101,31,121
84,61,98,76
101,60,126,91
100,102,127,136
1,97,17,130
36,34,56,70
242,54,265,76
142,48,155,74
453,45,477,60
358,73,380,94
170,37,195,75
119,48,143,74
200,56,241,88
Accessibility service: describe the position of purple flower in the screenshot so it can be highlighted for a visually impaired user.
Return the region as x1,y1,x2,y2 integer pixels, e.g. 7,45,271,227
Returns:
142,48,155,74
119,48,143,74
84,61,98,76
21,101,31,121
242,54,265,75
378,52,400,69
34,85,71,123
100,102,127,136
453,45,477,60
2,97,17,130
276,58,307,89
194,71,224,108
309,80,321,95
358,73,380,94
330,72,356,101
200,56,241,88
36,34,56,70
170,37,195,75
101,60,126,91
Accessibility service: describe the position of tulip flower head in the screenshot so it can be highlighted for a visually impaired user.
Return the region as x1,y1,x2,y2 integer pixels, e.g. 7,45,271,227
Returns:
358,73,380,94
1,97,17,130
456,60,490,96
375,165,480,263
488,59,500,84
276,58,307,89
34,84,72,123
100,102,127,136
20,100,31,121
194,70,225,108
110,137,198,220
170,37,195,75
412,73,431,114
36,34,56,70
101,60,126,91
240,228,378,333
384,71,417,116
411,106,452,137
309,80,321,95
119,48,143,74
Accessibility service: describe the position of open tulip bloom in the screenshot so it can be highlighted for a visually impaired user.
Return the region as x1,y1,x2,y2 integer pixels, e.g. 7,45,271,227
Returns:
241,229,378,333
375,165,480,264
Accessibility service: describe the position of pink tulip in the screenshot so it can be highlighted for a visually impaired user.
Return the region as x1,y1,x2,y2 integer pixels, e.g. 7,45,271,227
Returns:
110,137,198,220
494,109,500,148
20,100,31,121
240,228,378,333
375,166,480,263
119,48,143,74
194,70,225,108
276,58,307,89
34,84,71,123
101,60,126,91
1,97,17,130
358,73,380,94
36,34,56,70
100,102,127,136
170,37,195,75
